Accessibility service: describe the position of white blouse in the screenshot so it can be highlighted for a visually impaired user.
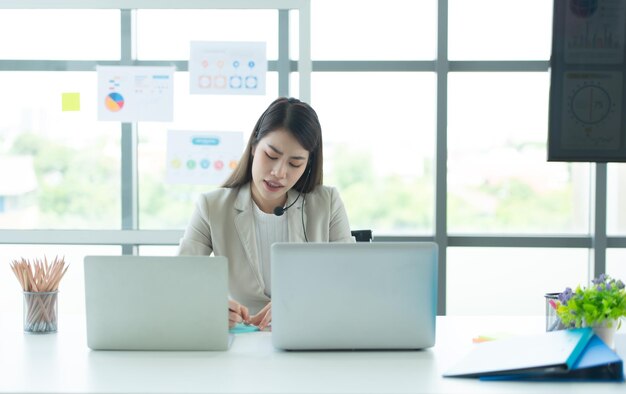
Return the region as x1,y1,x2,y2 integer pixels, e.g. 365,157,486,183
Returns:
253,201,289,297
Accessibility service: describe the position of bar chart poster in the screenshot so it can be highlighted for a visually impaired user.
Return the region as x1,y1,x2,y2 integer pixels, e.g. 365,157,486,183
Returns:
97,66,174,122
166,130,243,185
548,0,626,162
189,41,266,95
564,0,625,64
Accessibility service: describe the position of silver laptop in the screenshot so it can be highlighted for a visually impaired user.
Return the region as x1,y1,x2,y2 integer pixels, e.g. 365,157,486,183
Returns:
271,242,438,350
84,255,229,351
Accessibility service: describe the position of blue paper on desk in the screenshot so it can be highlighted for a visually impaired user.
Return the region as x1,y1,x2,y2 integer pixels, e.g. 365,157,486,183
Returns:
443,327,623,381
229,323,260,334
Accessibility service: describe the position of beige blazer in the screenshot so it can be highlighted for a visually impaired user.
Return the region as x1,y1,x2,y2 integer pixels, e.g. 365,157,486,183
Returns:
178,183,354,314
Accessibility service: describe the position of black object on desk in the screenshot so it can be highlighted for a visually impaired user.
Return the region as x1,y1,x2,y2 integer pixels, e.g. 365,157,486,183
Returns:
351,230,373,242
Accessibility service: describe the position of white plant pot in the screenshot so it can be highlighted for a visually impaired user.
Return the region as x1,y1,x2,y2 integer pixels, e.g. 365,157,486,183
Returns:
590,320,620,350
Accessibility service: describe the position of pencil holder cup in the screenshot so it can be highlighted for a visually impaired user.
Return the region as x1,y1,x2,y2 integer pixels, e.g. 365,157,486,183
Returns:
544,292,565,332
23,291,58,334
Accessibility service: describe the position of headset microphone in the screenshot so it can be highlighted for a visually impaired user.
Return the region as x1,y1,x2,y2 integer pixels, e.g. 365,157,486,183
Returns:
273,166,312,217
273,191,302,216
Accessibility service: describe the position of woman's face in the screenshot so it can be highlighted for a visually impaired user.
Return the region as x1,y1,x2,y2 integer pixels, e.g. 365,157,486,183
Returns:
250,129,310,213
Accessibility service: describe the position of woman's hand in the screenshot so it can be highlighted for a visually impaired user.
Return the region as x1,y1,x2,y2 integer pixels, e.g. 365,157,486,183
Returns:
228,299,250,329
249,302,272,330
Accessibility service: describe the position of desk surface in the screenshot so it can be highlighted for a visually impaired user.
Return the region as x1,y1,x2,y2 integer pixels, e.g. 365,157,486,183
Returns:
0,315,623,394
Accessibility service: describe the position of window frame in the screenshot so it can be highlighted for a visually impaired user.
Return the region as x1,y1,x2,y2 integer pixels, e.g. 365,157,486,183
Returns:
1,0,623,316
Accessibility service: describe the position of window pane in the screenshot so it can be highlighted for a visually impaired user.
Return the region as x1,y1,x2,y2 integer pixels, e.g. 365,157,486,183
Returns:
0,245,120,317
0,72,120,230
0,10,119,60
138,72,279,229
312,72,436,235
447,247,589,315
136,10,278,60
448,72,590,234
289,72,300,98
449,0,553,60
310,0,436,60
607,249,626,283
607,164,626,235
289,10,300,61
139,245,179,256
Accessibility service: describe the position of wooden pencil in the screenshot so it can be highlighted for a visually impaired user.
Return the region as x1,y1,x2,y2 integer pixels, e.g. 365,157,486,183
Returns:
10,256,68,332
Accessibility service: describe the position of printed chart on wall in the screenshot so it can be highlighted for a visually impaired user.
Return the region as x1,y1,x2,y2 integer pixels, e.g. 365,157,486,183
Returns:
166,130,243,185
97,66,174,122
189,42,266,95
564,0,625,64
548,0,626,161
561,71,622,150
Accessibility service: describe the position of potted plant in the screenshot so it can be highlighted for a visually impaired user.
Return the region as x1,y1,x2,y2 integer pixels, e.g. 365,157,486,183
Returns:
555,274,626,348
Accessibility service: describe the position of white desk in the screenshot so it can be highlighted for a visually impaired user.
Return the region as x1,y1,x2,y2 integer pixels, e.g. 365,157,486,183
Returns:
0,315,623,393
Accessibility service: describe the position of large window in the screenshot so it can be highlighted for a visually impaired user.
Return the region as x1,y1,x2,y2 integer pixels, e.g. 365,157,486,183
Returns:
2,1,625,316
448,0,552,60
312,72,436,234
0,10,119,60
0,72,120,230
136,10,279,60
448,72,590,234
607,164,626,235
447,248,588,315
311,0,437,60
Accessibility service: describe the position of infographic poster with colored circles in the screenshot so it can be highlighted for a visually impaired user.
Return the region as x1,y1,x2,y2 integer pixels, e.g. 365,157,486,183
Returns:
166,130,243,185
97,66,174,122
189,41,266,95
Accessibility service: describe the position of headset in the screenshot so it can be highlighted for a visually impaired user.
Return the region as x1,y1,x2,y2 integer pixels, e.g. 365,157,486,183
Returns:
273,164,311,242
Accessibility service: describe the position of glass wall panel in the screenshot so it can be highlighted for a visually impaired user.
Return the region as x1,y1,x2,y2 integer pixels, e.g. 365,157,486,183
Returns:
311,72,436,235
136,10,278,60
289,10,300,61
310,0,436,60
137,72,279,229
448,72,590,234
607,164,626,235
0,72,120,229
289,72,300,98
0,10,119,60
449,0,552,60
606,249,626,283
4,3,626,321
447,247,588,315
139,245,179,256
0,245,120,317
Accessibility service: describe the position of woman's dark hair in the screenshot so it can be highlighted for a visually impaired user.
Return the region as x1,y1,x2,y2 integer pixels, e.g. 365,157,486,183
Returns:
222,97,323,193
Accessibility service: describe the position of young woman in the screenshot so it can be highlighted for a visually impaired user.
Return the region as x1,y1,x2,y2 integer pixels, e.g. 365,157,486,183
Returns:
178,97,354,330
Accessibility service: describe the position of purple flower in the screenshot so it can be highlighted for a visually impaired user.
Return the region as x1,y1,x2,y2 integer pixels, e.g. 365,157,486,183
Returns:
592,273,607,285
617,280,625,290
558,287,573,305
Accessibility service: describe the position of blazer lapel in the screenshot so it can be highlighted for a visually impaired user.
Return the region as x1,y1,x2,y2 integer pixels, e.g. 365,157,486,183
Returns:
233,184,265,289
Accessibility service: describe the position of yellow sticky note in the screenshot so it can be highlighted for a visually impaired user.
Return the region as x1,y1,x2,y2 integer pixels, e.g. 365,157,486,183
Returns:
62,92,80,111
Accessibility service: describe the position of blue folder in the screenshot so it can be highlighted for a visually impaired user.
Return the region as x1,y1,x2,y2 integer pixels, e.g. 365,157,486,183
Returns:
480,335,624,382
443,328,616,379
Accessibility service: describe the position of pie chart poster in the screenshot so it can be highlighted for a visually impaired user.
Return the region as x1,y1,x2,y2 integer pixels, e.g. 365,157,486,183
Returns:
97,66,175,122
548,0,626,162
